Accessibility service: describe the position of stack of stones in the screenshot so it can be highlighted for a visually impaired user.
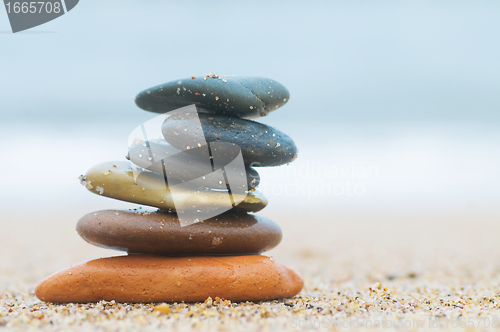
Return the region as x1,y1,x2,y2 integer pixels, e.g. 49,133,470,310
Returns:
36,73,303,303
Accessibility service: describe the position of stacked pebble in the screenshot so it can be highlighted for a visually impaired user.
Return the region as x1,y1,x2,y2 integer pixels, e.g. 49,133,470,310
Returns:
35,73,304,303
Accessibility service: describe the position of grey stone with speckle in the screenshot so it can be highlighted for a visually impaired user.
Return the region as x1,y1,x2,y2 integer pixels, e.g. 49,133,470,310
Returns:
135,75,290,119
162,113,298,167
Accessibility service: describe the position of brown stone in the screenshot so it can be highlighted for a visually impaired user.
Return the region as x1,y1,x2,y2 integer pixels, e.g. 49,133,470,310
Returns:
35,255,304,303
76,209,282,255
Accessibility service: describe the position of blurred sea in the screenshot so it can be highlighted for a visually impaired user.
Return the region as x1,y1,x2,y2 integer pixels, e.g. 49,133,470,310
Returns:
1,122,498,216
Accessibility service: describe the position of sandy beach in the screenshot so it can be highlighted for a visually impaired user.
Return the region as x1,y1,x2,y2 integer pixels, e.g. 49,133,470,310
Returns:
2,208,500,331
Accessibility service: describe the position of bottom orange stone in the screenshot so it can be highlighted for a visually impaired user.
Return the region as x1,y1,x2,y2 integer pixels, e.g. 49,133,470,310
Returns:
35,255,303,303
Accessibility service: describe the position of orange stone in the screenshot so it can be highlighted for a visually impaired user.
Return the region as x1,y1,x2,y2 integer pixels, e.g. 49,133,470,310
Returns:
35,255,303,303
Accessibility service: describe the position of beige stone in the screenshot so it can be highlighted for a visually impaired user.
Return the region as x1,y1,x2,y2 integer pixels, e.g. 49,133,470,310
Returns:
80,161,267,213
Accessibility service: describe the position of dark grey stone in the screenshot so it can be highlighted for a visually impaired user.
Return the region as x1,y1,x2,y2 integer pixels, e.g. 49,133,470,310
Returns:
162,113,298,167
135,75,290,119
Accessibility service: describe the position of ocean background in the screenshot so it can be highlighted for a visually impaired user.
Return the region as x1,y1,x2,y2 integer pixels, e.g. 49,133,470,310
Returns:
1,1,499,266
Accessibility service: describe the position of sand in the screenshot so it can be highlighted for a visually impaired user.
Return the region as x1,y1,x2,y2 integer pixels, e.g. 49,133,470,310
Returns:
2,209,500,331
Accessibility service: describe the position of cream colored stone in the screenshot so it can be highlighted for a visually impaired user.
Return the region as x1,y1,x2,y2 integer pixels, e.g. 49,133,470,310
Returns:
81,161,267,213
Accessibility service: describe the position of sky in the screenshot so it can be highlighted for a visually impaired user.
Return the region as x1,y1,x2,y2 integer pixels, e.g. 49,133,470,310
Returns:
1,0,499,217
